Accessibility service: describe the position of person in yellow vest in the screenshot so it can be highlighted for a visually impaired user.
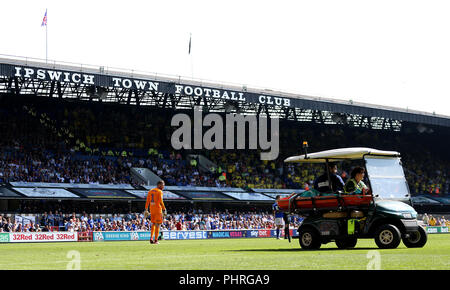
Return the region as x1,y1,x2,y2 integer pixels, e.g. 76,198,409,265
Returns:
344,167,369,195
428,215,436,226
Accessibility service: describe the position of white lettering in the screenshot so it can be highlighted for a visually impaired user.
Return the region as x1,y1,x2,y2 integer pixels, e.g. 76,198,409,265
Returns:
175,85,183,94
36,69,46,80
24,68,35,78
203,88,212,97
112,77,121,87
72,73,81,83
63,72,71,82
47,70,62,81
148,81,158,91
212,89,221,98
134,80,147,90
14,67,22,77
259,94,289,107
83,74,95,85
184,86,193,95
122,79,132,89
194,87,203,96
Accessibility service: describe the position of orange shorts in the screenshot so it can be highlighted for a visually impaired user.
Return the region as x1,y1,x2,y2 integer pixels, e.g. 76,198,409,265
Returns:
151,212,163,224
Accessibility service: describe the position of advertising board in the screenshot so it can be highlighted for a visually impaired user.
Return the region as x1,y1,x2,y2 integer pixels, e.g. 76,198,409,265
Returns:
0,233,9,243
221,192,273,201
71,189,134,199
126,190,185,200
13,187,80,198
9,232,78,243
162,231,208,240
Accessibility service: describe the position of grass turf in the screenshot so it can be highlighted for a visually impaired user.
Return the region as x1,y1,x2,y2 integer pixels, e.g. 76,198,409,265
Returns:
1,234,449,270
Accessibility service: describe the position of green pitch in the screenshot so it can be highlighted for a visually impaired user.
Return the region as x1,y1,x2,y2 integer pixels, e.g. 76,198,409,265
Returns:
1,234,449,270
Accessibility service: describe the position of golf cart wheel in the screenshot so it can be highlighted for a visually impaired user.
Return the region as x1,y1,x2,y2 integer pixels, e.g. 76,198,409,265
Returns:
402,226,427,248
335,237,358,249
298,228,321,250
374,224,401,249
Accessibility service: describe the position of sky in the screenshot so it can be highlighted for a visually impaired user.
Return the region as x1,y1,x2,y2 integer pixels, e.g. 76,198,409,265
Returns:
1,0,450,116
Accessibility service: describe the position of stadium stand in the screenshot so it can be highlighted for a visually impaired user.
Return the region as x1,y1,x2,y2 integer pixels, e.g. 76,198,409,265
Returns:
0,94,448,192
0,206,305,233
0,56,449,233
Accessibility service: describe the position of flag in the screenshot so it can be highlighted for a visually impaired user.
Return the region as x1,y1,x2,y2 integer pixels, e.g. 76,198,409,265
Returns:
188,33,191,54
41,9,47,27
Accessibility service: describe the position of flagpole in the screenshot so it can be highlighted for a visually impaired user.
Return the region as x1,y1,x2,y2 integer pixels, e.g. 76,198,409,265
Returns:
189,33,193,79
46,21,48,63
42,9,48,63
190,53,193,79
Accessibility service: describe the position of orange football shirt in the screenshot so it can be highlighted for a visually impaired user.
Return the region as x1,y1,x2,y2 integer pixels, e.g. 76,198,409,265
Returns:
145,188,166,213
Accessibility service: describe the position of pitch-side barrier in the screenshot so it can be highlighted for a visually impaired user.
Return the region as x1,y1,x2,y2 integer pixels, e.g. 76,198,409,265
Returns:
0,227,447,243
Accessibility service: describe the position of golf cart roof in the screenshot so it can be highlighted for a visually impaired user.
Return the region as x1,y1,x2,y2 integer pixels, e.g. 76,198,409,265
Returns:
284,147,400,163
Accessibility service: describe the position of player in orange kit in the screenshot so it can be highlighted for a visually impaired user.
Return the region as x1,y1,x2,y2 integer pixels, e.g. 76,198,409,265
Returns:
144,180,167,244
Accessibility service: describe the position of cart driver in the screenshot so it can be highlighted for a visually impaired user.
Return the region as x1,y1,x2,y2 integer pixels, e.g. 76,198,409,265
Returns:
314,162,345,193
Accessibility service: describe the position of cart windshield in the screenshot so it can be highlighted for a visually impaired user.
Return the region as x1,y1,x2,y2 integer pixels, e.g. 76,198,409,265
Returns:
364,156,410,200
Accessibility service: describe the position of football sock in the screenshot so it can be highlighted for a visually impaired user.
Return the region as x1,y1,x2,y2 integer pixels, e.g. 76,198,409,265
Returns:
151,224,155,240
155,226,160,241
276,228,279,238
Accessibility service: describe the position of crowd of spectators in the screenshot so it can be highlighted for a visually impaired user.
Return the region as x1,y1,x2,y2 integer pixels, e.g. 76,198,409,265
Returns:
0,94,449,195
0,209,304,233
4,209,450,234
422,213,450,227
0,149,133,184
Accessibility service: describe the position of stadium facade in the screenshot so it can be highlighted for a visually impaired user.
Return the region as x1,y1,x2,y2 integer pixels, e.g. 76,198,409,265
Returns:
2,55,449,130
